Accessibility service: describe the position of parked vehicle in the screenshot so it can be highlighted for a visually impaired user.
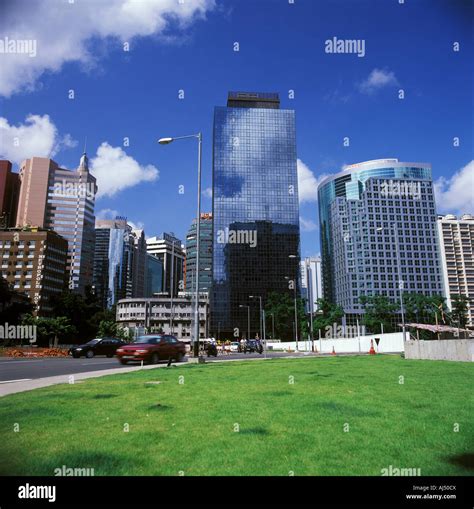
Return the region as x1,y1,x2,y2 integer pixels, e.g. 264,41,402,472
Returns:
116,335,186,365
244,339,263,354
230,342,240,352
69,337,125,358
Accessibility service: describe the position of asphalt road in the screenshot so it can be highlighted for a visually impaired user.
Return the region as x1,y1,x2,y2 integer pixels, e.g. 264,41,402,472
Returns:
0,351,304,383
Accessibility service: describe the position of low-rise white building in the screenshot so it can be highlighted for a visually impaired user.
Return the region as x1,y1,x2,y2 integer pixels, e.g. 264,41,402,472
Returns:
116,293,209,339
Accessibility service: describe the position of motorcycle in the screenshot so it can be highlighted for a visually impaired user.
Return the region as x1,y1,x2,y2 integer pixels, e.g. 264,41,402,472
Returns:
206,342,218,357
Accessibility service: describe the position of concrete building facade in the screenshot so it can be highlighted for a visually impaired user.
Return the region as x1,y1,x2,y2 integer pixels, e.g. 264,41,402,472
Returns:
437,214,474,325
0,228,68,315
116,294,209,340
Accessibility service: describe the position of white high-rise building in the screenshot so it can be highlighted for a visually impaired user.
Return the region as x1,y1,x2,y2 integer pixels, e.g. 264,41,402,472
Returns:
146,233,184,297
437,214,474,326
300,256,323,313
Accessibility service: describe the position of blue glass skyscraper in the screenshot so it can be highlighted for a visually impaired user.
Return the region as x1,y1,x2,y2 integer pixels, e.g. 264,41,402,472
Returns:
211,92,301,339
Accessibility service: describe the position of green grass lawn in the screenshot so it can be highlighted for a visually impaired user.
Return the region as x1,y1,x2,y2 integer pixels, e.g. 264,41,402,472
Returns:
0,355,473,476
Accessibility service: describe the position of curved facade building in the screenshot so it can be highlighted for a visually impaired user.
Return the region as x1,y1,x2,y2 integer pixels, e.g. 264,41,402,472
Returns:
317,159,444,324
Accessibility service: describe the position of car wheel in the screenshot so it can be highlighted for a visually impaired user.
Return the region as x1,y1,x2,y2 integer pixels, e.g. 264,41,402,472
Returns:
72,353,80,359
150,353,159,365
86,350,94,358
120,359,128,365
175,352,184,362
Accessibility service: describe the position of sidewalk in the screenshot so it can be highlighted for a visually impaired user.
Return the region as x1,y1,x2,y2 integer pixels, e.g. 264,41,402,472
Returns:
0,362,171,398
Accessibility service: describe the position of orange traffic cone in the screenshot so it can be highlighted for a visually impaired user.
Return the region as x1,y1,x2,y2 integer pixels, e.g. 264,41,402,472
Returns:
369,339,376,355
331,346,336,355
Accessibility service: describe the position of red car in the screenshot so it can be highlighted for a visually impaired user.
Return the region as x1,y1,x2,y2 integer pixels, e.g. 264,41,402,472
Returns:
116,334,186,365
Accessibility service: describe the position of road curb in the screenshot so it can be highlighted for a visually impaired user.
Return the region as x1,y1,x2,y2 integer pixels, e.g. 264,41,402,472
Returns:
0,362,172,397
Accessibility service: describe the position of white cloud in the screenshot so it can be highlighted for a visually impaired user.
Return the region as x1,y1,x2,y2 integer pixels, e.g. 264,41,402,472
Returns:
202,187,212,198
434,160,474,215
300,216,318,232
96,208,119,220
96,209,144,230
0,0,216,97
297,158,329,203
358,68,399,94
128,220,145,231
91,142,159,198
0,114,77,165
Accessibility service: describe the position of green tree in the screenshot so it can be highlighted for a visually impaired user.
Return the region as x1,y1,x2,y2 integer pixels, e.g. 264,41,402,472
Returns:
0,276,35,328
359,295,398,333
98,320,129,340
311,298,344,337
451,294,469,328
22,314,77,347
49,290,103,343
264,292,307,341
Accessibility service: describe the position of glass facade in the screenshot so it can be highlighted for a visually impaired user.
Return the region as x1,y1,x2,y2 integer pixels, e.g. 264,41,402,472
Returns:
185,213,213,293
145,253,163,297
211,92,301,338
317,159,444,323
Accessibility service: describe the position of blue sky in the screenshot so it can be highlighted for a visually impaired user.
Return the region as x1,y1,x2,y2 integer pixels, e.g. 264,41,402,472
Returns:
0,0,472,257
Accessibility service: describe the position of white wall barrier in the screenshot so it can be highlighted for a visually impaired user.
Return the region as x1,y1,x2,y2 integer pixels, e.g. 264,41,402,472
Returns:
267,332,404,354
404,339,474,362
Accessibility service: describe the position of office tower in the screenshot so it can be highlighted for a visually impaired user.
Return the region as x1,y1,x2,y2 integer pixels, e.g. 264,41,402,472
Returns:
16,154,97,295
300,256,323,313
146,233,184,297
145,253,163,297
317,159,444,325
130,228,147,298
437,214,474,325
0,227,68,316
211,91,300,338
93,218,146,308
0,160,20,228
185,212,213,294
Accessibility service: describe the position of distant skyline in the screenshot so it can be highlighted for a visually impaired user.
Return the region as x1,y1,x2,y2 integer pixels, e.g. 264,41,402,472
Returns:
0,0,472,258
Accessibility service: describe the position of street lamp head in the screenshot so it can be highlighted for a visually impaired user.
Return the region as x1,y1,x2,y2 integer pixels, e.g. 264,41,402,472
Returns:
376,227,383,232
158,137,173,145
288,254,297,258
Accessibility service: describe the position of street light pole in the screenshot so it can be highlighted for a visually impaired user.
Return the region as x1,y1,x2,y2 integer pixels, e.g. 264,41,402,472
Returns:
239,305,250,340
158,133,202,357
269,312,275,340
306,259,314,352
288,255,299,350
249,295,262,339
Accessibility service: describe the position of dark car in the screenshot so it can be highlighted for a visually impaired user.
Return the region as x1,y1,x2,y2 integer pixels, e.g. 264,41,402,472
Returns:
244,339,263,354
69,337,126,358
116,334,186,365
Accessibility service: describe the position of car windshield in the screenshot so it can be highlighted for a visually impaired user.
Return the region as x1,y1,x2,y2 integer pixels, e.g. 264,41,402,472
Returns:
134,336,162,344
85,339,101,345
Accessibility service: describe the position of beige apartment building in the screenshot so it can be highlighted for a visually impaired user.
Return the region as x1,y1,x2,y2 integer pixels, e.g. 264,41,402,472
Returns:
437,214,474,326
